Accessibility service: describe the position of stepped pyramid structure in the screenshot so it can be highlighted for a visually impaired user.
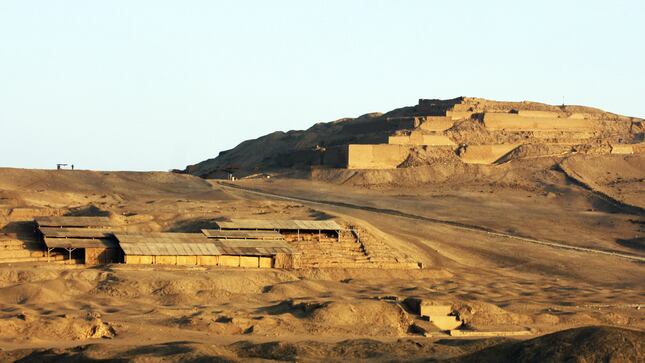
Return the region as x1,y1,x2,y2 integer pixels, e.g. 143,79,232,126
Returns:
186,97,644,176
319,97,644,169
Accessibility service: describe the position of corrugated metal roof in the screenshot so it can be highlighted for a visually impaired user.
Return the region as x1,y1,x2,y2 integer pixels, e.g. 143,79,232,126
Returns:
44,237,118,249
114,233,294,256
119,242,221,256
114,233,212,244
214,219,342,231
35,216,112,228
114,233,221,256
201,229,284,240
39,227,113,238
213,239,294,256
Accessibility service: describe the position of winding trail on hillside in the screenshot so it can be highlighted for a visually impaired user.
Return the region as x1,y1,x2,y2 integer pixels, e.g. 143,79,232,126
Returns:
217,182,645,263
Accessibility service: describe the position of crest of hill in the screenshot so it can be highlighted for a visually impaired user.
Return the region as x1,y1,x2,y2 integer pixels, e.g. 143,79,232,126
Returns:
183,97,641,177
184,106,415,177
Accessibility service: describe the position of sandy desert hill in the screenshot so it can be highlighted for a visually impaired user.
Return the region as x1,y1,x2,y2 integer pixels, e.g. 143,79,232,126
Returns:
0,97,643,362
184,97,643,178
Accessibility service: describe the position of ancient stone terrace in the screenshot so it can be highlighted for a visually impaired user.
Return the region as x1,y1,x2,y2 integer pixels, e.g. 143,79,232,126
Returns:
317,98,644,169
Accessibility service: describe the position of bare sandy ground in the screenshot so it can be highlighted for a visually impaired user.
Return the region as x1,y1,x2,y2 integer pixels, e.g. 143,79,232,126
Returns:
0,167,643,362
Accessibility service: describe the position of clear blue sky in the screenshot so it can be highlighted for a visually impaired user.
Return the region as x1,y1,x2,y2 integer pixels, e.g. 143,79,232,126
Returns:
1,1,643,171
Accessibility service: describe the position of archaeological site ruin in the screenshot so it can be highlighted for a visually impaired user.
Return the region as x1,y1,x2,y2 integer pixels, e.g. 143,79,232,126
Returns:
1,96,643,361
185,97,643,177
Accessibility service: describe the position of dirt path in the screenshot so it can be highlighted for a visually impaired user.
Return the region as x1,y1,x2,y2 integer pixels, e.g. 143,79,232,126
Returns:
216,182,645,263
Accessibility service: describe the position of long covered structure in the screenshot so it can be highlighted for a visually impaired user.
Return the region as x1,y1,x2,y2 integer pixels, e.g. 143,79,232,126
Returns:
201,229,284,240
114,233,297,268
214,219,342,231
36,217,122,264
213,219,342,242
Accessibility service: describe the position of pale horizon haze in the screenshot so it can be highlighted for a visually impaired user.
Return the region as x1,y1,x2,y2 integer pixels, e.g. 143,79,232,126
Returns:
1,1,644,171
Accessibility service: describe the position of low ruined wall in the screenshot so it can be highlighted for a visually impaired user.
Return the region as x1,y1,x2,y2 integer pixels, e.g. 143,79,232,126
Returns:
419,116,455,131
517,110,561,118
347,144,411,169
459,144,520,164
609,143,645,154
387,135,410,145
610,144,634,154
124,255,274,268
484,113,593,131
445,111,474,120
388,133,455,146
419,134,455,145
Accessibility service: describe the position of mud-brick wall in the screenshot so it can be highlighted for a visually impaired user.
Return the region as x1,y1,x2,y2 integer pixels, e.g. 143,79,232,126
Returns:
459,144,520,164
346,144,411,169
517,110,561,118
483,113,594,131
419,116,455,132
388,132,455,146
123,254,274,268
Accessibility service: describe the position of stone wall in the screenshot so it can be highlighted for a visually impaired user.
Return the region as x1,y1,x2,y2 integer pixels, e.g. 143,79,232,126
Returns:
484,113,593,131
445,111,474,120
610,144,634,154
517,110,562,118
388,131,455,146
124,254,274,267
459,144,520,164
346,144,411,169
419,116,455,131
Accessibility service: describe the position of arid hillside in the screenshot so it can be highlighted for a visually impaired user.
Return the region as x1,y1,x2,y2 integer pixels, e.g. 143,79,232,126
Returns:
184,97,644,178
0,100,643,362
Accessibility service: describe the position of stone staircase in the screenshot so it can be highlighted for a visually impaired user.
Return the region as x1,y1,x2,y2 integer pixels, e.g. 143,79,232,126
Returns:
286,228,420,269
287,235,372,268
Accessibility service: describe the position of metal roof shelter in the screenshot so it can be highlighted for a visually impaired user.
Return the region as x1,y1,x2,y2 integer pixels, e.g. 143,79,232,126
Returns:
212,239,294,256
214,219,342,231
43,237,117,249
114,233,221,256
35,216,112,228
39,227,113,239
36,221,119,263
119,242,222,256
114,233,294,257
201,229,284,240
213,219,343,242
